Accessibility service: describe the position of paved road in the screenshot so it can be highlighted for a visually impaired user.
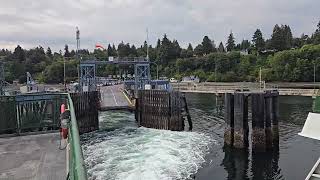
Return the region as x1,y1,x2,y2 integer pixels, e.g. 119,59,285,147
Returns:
0,133,66,180
100,84,130,110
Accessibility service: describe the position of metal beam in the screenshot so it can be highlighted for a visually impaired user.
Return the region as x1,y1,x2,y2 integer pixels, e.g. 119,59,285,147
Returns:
80,57,149,65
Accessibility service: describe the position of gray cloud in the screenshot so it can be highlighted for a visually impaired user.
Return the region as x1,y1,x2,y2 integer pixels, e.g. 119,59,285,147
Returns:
1,0,319,52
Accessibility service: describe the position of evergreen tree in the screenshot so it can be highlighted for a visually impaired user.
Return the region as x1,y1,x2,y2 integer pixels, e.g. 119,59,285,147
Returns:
130,45,138,57
70,50,76,57
13,45,26,62
64,44,70,57
156,39,161,49
107,44,116,56
252,29,265,51
284,25,293,49
180,49,187,58
218,42,225,52
292,34,311,48
235,43,241,50
158,34,173,64
117,42,131,57
107,44,112,56
172,40,181,58
271,24,284,51
271,24,293,51
201,36,214,54
312,20,320,44
143,40,148,55
46,47,53,59
226,32,235,51
194,44,203,56
187,43,193,51
240,40,250,50
112,44,117,56
186,43,193,57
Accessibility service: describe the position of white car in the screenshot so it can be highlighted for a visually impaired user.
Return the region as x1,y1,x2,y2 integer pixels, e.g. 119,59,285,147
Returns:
170,78,178,83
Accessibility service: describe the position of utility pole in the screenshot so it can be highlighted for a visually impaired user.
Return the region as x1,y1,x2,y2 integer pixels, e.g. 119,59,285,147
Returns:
259,67,262,91
314,62,316,92
76,27,80,86
146,28,149,60
215,58,217,82
76,27,80,56
64,57,66,91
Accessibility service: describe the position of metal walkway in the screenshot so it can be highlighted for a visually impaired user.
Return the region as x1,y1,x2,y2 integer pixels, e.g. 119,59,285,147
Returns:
99,85,131,110
0,133,65,180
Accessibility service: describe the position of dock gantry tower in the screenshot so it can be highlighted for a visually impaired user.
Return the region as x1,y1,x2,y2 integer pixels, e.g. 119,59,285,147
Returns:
79,57,151,94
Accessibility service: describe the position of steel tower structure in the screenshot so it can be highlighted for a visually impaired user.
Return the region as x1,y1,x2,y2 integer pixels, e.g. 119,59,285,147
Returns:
79,57,150,93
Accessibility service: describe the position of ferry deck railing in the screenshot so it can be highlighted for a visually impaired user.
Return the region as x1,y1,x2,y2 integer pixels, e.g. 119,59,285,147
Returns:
0,93,88,180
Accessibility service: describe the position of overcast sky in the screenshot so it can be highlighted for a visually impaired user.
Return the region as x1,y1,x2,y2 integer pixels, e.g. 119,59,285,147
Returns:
0,0,319,52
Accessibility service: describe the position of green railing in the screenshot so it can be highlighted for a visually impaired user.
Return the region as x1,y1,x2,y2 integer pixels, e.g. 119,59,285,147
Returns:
0,93,89,180
0,94,65,134
66,93,88,180
313,96,320,113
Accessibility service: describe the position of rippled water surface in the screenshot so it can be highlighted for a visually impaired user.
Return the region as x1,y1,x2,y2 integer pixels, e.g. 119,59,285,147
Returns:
81,93,320,180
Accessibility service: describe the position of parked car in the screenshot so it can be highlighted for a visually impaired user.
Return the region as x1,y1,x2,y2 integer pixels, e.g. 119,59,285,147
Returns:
170,78,178,83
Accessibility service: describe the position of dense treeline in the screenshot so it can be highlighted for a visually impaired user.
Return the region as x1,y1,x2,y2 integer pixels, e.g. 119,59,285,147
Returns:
0,21,320,83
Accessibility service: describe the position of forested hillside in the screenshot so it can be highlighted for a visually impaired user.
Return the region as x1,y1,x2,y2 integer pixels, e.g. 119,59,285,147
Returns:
1,21,320,83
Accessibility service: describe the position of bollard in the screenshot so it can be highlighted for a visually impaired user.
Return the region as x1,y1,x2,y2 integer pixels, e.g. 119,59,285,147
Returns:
224,93,234,146
233,92,249,149
251,93,266,151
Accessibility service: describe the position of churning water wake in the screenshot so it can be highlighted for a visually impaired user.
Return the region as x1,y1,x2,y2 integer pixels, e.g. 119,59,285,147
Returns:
81,111,215,180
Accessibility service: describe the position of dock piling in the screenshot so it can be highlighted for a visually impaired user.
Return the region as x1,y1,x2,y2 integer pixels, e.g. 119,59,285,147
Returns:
224,93,234,146
224,90,279,151
265,91,273,149
233,92,249,149
251,93,266,151
272,93,279,147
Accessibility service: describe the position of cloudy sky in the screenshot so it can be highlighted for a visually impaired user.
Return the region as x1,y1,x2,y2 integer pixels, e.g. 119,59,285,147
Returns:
0,0,319,52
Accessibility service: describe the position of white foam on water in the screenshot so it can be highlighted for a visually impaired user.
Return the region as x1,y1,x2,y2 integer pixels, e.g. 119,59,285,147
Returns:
82,126,215,180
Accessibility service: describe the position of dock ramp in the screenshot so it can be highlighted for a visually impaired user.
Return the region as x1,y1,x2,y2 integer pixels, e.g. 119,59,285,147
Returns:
299,112,320,179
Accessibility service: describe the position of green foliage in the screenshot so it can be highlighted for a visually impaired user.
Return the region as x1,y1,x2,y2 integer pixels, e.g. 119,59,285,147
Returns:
240,40,250,50
271,24,293,51
194,44,203,56
226,32,235,51
107,44,117,56
64,44,70,57
312,21,320,45
1,20,320,84
201,36,215,54
218,42,225,52
174,44,320,82
252,29,265,52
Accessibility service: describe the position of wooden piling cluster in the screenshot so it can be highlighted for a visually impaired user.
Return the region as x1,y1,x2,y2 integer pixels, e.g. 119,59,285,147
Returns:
70,91,99,134
224,90,279,151
135,90,191,131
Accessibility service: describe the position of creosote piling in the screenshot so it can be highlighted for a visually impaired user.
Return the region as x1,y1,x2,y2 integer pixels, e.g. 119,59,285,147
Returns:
224,90,279,152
